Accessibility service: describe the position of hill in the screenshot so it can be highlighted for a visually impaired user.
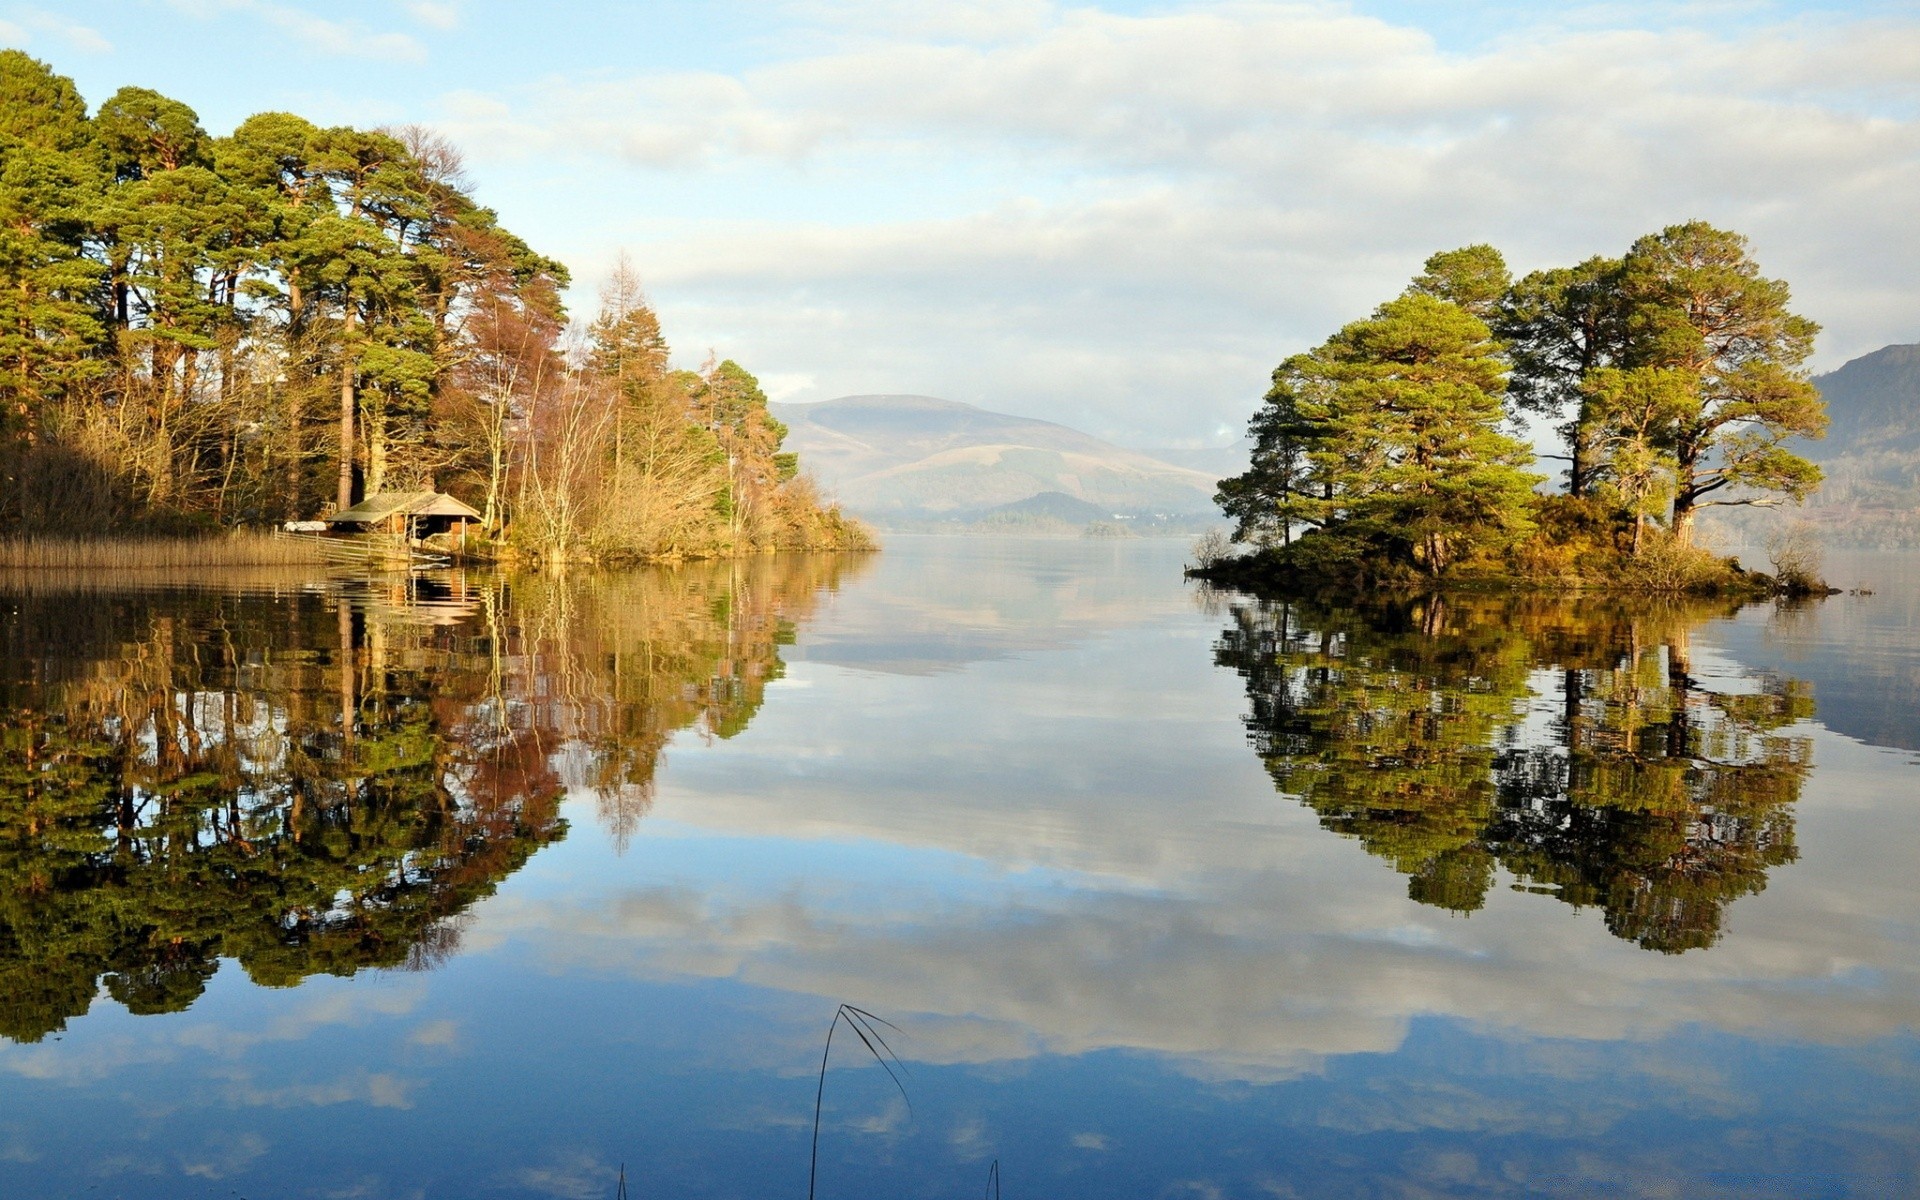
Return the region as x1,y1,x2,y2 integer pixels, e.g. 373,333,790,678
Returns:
771,395,1220,523
1715,344,1920,548
1814,344,1920,455
981,491,1113,523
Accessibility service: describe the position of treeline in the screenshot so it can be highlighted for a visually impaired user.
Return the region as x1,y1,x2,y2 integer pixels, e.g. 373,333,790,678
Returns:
0,51,866,557
1214,222,1826,587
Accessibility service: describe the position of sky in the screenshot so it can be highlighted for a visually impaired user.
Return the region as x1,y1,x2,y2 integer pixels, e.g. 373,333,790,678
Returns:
5,0,1918,450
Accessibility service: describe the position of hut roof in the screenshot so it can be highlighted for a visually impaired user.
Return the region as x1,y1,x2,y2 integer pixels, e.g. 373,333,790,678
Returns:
325,491,482,524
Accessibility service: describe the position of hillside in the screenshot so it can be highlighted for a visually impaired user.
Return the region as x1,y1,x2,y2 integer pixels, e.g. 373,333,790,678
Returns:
771,395,1220,521
1721,344,1920,547
1815,344,1920,455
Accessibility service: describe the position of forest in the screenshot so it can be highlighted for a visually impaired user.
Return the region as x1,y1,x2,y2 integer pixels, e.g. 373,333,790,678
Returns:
1208,223,1829,591
0,51,866,559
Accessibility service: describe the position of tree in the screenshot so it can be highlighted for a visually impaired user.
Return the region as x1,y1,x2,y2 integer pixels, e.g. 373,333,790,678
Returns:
1495,255,1628,496
1221,292,1541,576
1615,221,1826,542
0,54,105,452
1215,594,1813,949
0,554,868,1038
1216,366,1321,548
1406,243,1510,320
0,57,853,554
0,50,93,153
1578,366,1693,555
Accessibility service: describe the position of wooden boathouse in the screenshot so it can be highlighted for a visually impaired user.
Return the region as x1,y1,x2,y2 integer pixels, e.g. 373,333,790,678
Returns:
322,491,483,545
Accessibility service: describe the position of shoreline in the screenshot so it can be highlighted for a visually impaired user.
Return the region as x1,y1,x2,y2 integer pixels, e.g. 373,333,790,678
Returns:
1185,554,1837,600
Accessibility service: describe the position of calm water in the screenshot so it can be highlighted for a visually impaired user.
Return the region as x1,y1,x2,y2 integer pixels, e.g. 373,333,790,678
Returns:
0,540,1915,1198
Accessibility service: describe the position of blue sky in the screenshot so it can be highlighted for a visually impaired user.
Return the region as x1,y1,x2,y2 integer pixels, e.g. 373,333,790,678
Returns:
6,0,1918,448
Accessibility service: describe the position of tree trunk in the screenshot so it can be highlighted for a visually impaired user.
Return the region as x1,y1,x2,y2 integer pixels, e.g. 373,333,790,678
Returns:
1671,503,1697,546
337,309,356,512
285,376,303,519
1669,440,1702,545
366,402,386,497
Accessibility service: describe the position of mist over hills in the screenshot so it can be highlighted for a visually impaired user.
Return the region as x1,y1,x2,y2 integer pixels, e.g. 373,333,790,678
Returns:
771,395,1223,524
1789,345,1920,546
1814,344,1920,455
1702,343,1920,548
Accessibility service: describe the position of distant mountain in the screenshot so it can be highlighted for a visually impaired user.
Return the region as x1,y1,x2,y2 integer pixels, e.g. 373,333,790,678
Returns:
981,491,1113,523
1726,344,1920,547
771,395,1220,520
1813,344,1920,456
1138,444,1251,480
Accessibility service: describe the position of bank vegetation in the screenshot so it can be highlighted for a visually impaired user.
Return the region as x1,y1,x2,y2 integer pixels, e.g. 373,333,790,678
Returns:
0,51,869,564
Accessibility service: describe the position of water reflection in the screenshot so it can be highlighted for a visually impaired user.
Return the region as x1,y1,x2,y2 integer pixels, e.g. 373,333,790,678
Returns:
1216,594,1815,952
0,556,865,1042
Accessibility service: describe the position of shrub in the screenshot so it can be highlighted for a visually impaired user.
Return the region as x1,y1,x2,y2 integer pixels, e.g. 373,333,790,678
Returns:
1764,521,1826,596
1191,527,1233,568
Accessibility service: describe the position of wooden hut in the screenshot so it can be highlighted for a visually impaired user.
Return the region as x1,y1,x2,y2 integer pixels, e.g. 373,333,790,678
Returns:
323,491,483,546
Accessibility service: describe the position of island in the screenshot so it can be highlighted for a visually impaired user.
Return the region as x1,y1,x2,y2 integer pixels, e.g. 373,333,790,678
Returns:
1195,224,1831,596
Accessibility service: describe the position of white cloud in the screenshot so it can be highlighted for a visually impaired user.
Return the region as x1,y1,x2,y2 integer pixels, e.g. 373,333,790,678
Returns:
7,7,113,53
453,572,1920,1088
220,1070,418,1110
438,2,1919,445
178,1132,269,1180
404,0,461,31
258,2,423,61
161,0,425,62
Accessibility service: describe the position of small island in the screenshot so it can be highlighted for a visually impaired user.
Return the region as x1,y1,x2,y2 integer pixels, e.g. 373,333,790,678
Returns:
1194,222,1830,596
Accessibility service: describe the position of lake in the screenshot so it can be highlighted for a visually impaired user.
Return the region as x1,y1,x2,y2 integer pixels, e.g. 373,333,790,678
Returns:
0,538,1915,1198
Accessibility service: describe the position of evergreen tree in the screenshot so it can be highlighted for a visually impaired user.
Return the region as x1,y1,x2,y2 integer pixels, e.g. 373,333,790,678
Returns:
1222,293,1540,576
1406,243,1511,319
0,53,860,553
1495,255,1628,496
1615,221,1826,542
1216,366,1322,548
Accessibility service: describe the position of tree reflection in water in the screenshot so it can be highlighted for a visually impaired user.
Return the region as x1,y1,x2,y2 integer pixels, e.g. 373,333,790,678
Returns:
0,556,864,1042
1215,594,1814,953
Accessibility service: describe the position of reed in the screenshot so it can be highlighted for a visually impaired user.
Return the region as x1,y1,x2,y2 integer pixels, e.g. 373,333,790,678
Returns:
809,1004,910,1200
0,531,333,570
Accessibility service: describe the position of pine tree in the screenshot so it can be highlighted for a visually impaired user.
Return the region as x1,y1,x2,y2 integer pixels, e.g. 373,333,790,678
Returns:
1222,292,1541,576
1615,221,1826,542
1495,255,1627,496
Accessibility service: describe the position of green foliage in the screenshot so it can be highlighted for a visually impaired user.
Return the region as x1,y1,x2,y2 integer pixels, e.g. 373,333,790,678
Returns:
93,86,212,180
1216,595,1812,951
1215,223,1829,588
1614,221,1826,537
0,55,850,555
1221,292,1540,577
0,51,93,153
1406,243,1511,319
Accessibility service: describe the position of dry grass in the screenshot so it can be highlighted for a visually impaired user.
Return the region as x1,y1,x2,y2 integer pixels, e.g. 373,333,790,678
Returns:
0,531,334,571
